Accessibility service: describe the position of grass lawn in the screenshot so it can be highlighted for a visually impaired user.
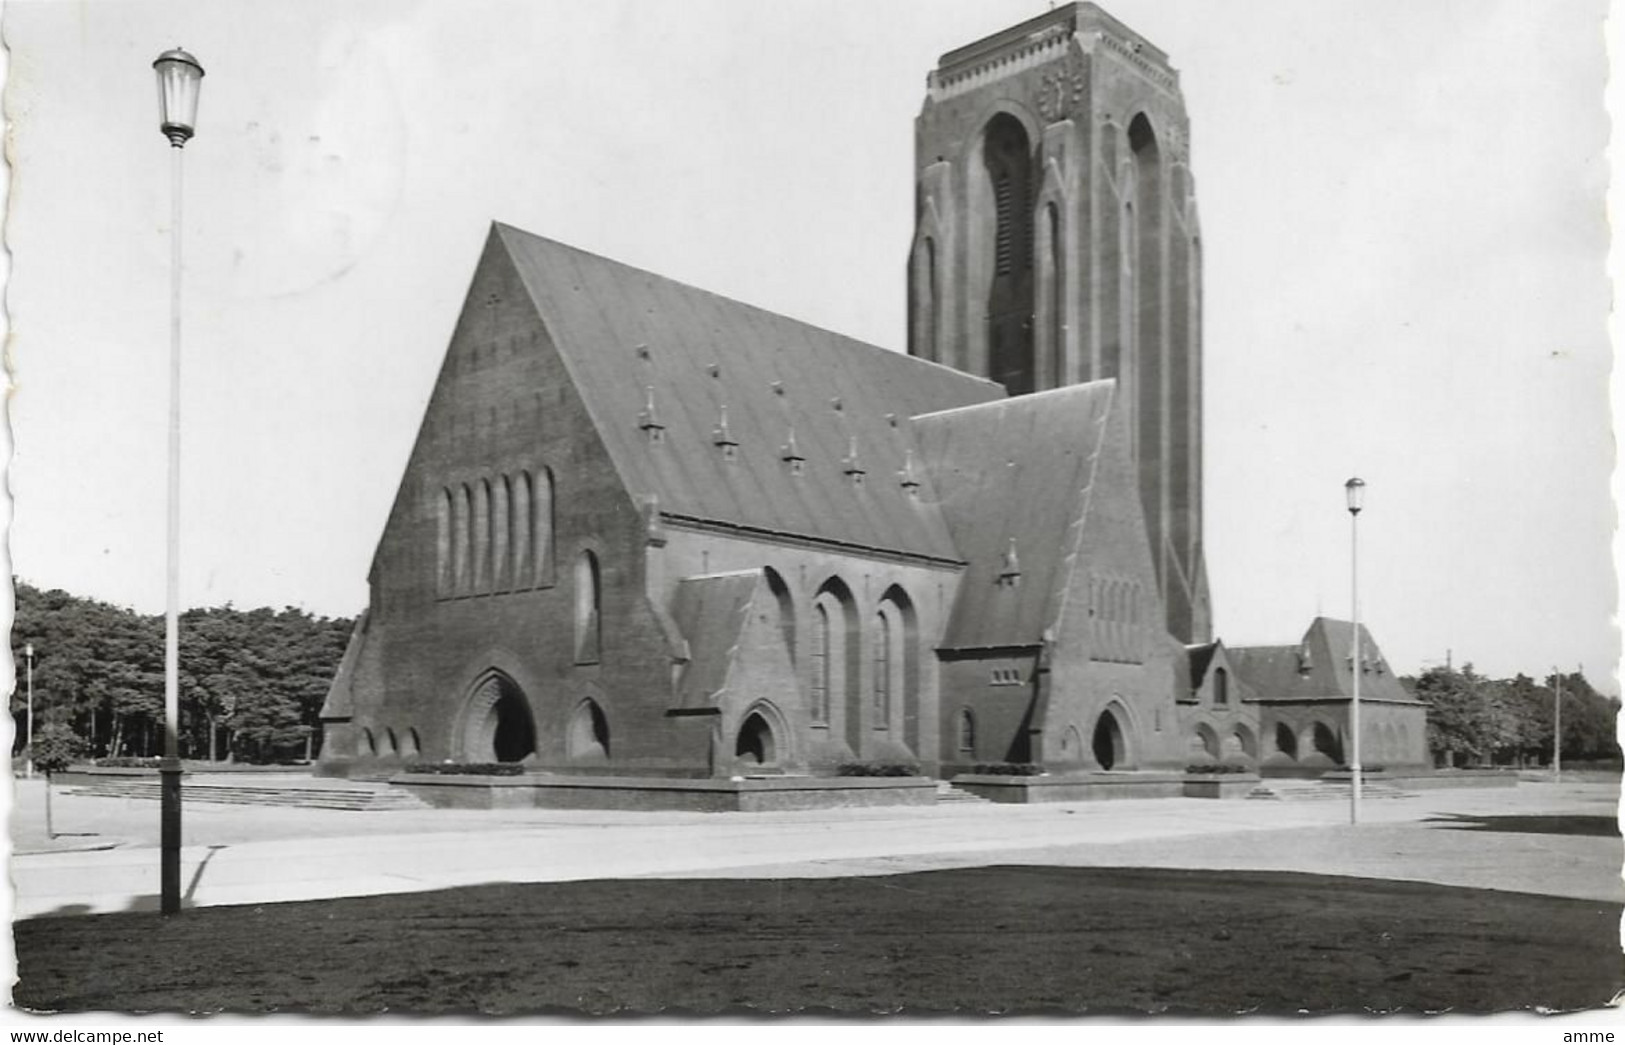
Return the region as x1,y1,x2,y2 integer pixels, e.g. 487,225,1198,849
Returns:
14,866,1622,1015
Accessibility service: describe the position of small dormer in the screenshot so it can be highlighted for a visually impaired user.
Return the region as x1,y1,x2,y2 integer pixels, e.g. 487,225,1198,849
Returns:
712,404,739,461
780,425,806,477
996,537,1021,587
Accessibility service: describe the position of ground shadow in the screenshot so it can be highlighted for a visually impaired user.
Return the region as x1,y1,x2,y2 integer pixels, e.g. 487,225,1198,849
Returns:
1422,813,1620,837
13,866,1623,1015
122,843,229,912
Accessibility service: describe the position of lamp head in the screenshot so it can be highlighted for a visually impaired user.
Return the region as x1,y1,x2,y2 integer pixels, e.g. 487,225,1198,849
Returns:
1344,476,1366,515
24,642,32,659
153,47,205,146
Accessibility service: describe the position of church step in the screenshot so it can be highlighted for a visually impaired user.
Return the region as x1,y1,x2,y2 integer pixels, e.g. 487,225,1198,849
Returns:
935,781,993,804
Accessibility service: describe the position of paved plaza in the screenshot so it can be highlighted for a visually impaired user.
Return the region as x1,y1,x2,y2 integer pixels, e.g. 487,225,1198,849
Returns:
8,776,1619,921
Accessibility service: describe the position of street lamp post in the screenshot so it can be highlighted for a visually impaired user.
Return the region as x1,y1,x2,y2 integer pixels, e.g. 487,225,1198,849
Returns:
1552,668,1562,784
1345,477,1365,825
24,642,34,779
154,46,204,917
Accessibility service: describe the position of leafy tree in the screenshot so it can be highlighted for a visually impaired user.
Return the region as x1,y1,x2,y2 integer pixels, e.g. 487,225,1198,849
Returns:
31,720,87,839
1411,664,1495,767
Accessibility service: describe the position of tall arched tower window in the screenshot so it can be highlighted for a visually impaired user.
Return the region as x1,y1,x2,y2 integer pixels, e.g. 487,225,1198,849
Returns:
574,550,601,664
1036,201,1064,388
911,237,939,363
982,114,1035,396
1128,112,1166,584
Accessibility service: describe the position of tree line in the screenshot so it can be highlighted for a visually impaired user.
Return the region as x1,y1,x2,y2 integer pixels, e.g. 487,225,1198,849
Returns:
11,580,353,763
1405,664,1620,769
8,578,1618,770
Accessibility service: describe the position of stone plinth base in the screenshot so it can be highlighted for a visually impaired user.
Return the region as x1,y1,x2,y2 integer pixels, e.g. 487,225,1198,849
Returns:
1181,773,1262,799
950,772,1186,803
391,773,938,812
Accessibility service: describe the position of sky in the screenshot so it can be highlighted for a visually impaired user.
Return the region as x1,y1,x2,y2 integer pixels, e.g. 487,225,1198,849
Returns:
2,0,1616,690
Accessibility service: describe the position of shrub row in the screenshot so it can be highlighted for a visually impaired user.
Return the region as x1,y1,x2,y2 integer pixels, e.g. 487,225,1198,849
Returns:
404,762,525,777
1184,764,1253,775
93,756,162,768
835,763,920,777
970,763,1044,776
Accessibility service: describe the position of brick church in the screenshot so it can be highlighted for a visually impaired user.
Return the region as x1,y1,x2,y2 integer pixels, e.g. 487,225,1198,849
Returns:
319,3,1429,785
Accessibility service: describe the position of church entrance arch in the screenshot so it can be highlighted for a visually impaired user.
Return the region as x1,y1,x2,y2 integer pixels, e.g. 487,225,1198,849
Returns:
735,712,777,767
460,671,537,764
1092,707,1129,770
1275,722,1298,760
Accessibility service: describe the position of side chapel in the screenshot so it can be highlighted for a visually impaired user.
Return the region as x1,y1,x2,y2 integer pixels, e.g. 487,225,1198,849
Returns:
319,3,1430,783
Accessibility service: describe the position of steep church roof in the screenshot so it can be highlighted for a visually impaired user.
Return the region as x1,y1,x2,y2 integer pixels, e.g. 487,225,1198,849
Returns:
496,224,1003,562
1229,617,1417,703
912,381,1117,648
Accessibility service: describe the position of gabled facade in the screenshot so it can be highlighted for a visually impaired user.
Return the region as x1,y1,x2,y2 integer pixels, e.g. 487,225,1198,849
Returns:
1229,618,1431,774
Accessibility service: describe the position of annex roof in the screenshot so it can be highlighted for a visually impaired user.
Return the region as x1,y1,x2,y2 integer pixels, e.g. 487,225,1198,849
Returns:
497,224,1004,563
912,381,1116,649
1228,617,1416,703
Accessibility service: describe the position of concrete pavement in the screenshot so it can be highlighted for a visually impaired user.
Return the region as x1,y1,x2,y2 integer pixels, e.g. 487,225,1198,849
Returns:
9,779,1620,919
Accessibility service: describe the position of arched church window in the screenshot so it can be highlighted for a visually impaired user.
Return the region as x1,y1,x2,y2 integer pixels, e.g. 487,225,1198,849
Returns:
453,484,472,596
512,471,532,588
872,611,891,726
811,603,831,724
435,488,452,598
535,468,556,587
958,709,976,755
492,475,511,592
574,549,601,664
473,479,492,595
1213,666,1229,705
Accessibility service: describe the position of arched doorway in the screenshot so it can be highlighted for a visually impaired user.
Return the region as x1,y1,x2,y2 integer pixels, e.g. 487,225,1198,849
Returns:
1060,724,1083,765
461,672,538,763
1275,722,1298,760
1311,721,1342,764
1230,724,1257,763
1092,708,1127,770
1192,723,1220,762
567,698,610,763
735,711,777,767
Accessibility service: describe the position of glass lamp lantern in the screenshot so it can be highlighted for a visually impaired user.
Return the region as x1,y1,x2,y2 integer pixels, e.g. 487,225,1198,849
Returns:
1344,476,1365,515
153,48,205,146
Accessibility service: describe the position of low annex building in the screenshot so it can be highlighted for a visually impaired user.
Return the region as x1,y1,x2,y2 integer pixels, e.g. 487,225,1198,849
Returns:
318,2,1428,788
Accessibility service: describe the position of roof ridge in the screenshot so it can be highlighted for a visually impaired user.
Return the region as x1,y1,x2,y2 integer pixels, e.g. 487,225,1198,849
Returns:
494,221,1004,389
912,377,1115,423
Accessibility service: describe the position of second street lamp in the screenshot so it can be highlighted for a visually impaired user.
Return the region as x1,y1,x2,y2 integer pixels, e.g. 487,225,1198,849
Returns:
1345,477,1365,825
24,642,34,779
154,45,204,917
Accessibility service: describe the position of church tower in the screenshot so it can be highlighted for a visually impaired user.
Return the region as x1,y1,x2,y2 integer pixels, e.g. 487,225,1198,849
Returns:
907,2,1210,644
